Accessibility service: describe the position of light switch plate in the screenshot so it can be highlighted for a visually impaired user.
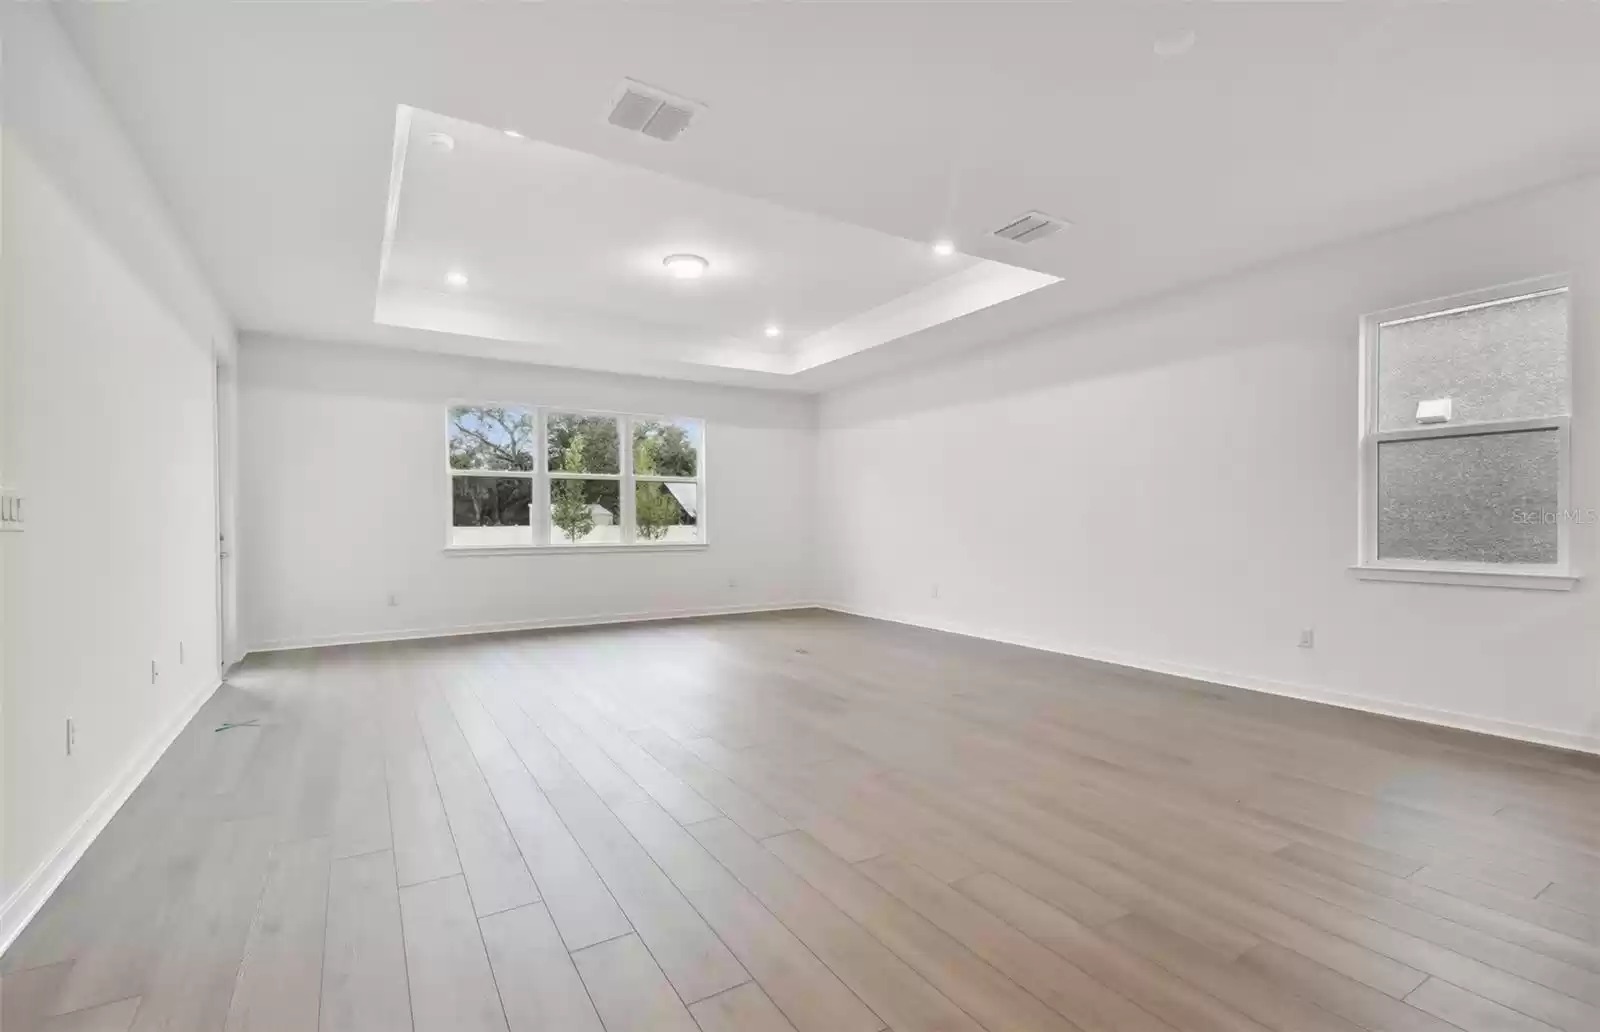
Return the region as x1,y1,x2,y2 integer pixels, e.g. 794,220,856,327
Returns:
0,488,23,532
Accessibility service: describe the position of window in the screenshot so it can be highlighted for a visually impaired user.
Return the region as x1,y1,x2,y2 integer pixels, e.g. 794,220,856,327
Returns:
447,405,704,551
1357,277,1573,588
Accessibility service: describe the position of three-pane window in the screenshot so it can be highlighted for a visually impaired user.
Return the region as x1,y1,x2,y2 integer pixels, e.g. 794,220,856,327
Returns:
448,405,704,549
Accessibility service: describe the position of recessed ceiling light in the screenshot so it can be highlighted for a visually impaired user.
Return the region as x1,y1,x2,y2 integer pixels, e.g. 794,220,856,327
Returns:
1154,30,1197,57
426,132,456,153
503,129,524,139
445,270,469,288
662,254,709,280
764,324,782,338
932,239,956,257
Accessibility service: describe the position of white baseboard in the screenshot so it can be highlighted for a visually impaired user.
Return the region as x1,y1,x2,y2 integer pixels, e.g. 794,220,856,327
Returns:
819,603,1600,759
0,676,224,956
247,601,824,654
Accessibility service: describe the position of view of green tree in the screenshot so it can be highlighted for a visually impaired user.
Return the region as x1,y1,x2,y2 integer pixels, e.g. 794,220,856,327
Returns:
452,476,532,528
450,407,691,544
550,435,597,542
634,482,678,540
546,413,620,474
449,406,534,471
633,421,697,477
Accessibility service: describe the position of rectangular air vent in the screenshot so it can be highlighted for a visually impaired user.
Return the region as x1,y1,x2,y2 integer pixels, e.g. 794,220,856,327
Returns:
992,210,1069,244
608,79,703,142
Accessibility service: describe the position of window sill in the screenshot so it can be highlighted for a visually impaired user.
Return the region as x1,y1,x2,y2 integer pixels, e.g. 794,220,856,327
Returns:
1349,564,1577,591
444,543,709,557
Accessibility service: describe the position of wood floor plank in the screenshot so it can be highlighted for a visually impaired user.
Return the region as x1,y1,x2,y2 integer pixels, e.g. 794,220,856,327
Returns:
398,875,507,1032
535,672,724,824
762,830,1078,1032
857,854,1175,1032
680,737,886,863
1,961,73,1029
1236,942,1467,1032
384,688,462,888
691,817,985,1032
1539,883,1597,917
1405,977,1562,1032
956,871,1279,1032
223,836,331,1032
531,769,749,1004
40,997,142,1032
414,693,539,916
571,934,702,1032
11,613,1600,1032
690,982,800,1032
319,850,412,1032
127,818,277,1032
630,727,796,839
1103,913,1368,1032
479,903,605,1032
612,798,884,1032
329,666,393,860
446,683,632,950
1410,866,1598,945
1281,842,1600,970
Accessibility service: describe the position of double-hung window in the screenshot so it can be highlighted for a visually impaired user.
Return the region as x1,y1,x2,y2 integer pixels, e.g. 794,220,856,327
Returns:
1357,276,1573,588
447,404,704,551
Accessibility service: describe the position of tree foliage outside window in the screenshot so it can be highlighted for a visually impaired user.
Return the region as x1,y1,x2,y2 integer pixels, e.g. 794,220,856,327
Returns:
448,405,702,548
550,435,598,543
546,413,620,474
633,421,698,478
450,406,534,471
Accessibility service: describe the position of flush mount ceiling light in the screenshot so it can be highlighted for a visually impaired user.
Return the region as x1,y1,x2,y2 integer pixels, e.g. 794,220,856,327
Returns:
764,324,782,338
662,253,709,280
932,239,957,257
425,132,456,153
1154,30,1197,57
445,270,469,288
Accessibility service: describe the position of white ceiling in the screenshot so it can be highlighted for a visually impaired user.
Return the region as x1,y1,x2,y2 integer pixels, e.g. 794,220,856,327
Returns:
56,2,1600,390
376,107,1054,376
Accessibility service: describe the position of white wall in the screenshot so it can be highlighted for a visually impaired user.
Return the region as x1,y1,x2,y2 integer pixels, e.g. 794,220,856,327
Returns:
820,175,1600,754
239,336,816,650
0,3,234,937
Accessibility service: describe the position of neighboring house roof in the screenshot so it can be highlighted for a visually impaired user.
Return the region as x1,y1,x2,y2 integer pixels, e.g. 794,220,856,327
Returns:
666,482,698,518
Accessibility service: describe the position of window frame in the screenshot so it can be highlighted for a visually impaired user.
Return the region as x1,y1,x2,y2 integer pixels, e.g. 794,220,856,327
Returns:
1354,275,1576,590
444,402,708,555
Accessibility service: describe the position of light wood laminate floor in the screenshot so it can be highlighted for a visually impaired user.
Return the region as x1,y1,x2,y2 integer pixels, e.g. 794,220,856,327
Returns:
4,610,1598,1032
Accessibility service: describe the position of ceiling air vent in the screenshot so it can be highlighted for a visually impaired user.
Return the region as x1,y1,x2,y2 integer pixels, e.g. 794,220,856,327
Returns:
607,79,703,142
991,211,1069,244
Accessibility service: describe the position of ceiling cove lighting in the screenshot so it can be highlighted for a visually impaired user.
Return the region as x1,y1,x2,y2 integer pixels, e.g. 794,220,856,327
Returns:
445,270,469,288
662,254,709,280
932,239,956,257
764,324,782,338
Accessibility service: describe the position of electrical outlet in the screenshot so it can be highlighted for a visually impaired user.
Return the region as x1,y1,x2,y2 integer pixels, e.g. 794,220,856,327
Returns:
66,718,76,756
1298,628,1315,649
387,592,400,607
151,659,160,683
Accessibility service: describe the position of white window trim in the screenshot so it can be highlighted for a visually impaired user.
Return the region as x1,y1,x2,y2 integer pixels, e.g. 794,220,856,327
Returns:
443,402,708,554
1354,275,1575,591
